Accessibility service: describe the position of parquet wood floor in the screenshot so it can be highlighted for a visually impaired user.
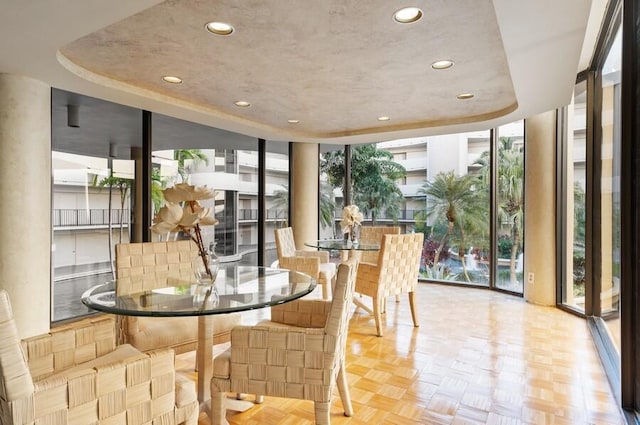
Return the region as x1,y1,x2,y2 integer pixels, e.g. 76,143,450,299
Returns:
180,283,623,425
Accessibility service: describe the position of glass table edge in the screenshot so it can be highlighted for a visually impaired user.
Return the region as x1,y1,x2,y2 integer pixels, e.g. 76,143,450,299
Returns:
81,275,317,317
304,239,380,251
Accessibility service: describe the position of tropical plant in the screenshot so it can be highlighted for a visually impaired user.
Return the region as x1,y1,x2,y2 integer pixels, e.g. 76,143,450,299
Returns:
269,183,336,228
475,137,524,285
151,167,167,213
174,149,209,183
418,171,487,282
95,172,132,277
320,144,406,224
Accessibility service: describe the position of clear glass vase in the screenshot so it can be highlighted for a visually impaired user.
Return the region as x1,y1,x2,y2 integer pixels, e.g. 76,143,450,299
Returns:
194,242,220,285
350,225,360,246
193,280,219,309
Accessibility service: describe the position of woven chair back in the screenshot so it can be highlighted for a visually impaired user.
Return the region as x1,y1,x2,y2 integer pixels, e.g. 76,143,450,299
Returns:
377,233,424,297
115,240,199,295
359,226,401,264
274,227,297,259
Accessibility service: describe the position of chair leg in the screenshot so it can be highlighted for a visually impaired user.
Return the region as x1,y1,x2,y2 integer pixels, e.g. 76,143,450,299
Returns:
209,390,227,425
315,401,331,425
373,296,383,337
336,363,353,417
395,294,400,303
408,291,419,327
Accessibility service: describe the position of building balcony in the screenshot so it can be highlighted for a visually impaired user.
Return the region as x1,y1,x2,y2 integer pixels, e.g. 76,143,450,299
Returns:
53,209,130,229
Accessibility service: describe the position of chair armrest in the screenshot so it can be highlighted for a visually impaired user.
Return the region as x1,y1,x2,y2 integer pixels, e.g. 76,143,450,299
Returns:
270,299,331,328
22,315,117,381
31,346,185,424
294,250,330,263
355,261,380,295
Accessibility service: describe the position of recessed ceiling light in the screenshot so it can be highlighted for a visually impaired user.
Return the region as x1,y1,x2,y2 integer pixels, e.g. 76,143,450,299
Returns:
205,21,234,35
393,7,423,24
162,75,183,84
287,119,300,124
431,60,454,70
457,93,474,100
234,101,250,107
378,116,390,121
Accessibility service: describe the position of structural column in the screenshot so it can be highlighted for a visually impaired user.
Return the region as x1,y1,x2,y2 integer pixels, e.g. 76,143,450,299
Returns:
291,143,319,249
0,74,51,337
524,111,556,305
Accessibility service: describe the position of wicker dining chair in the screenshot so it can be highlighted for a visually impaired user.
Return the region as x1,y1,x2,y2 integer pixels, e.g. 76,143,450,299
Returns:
274,227,337,299
357,225,401,264
0,289,198,425
115,240,241,354
210,257,358,425
355,233,424,337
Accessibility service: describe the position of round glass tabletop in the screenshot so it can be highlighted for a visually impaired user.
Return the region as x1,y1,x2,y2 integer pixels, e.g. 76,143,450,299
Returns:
304,239,379,251
81,264,316,317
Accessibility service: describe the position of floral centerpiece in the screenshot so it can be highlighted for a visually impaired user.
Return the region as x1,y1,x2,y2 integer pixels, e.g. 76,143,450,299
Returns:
151,183,219,281
341,204,363,243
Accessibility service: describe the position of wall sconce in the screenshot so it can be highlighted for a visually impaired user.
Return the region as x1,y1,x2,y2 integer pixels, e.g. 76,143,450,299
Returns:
67,104,79,128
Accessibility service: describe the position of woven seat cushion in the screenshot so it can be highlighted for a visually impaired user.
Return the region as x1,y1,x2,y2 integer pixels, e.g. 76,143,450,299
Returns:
174,372,197,408
129,314,241,352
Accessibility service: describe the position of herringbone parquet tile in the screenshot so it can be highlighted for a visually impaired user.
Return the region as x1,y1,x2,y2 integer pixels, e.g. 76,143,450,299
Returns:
182,283,623,425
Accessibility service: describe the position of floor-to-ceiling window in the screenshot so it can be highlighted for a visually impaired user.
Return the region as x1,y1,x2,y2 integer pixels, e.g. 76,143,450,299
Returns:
51,91,269,323
599,26,622,353
320,124,525,292
265,142,289,266
495,121,525,293
558,0,625,412
51,89,140,322
395,132,493,286
561,79,587,312
151,113,259,265
319,144,345,239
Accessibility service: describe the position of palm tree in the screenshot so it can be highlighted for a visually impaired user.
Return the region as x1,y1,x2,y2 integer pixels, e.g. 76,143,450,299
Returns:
151,167,167,213
419,171,487,281
96,172,132,277
320,144,406,223
270,183,336,228
475,137,524,284
497,148,524,284
174,149,209,182
270,186,289,225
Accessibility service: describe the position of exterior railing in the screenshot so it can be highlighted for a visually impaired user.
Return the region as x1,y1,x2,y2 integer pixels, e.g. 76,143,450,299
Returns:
53,209,129,227
238,209,287,221
332,209,422,222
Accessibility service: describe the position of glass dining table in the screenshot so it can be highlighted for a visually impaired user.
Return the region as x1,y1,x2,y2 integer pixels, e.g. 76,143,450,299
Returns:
304,238,379,313
82,264,317,407
304,238,379,260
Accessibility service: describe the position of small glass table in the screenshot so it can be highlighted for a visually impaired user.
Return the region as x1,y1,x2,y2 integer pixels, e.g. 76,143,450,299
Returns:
82,265,316,406
305,239,379,313
304,238,379,253
305,239,380,263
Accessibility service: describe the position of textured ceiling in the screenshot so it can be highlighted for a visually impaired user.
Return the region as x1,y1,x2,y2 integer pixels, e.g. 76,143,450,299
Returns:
0,0,597,144
59,0,517,141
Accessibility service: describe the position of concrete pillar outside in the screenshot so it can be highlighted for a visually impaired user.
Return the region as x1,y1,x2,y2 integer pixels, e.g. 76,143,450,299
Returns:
0,74,51,337
291,143,319,249
524,111,556,306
